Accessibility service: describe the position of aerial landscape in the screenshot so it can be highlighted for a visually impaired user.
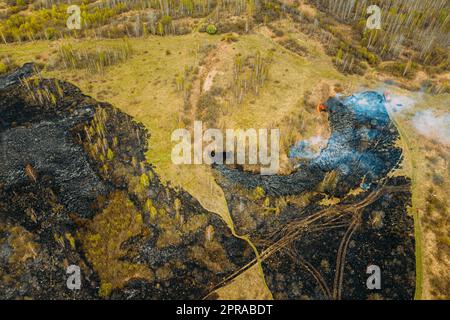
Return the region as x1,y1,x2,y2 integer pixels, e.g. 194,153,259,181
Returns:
0,0,449,301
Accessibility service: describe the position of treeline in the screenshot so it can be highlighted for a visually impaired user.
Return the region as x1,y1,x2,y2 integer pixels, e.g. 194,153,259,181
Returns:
0,2,127,42
0,0,255,42
310,0,450,70
53,38,133,74
0,0,292,43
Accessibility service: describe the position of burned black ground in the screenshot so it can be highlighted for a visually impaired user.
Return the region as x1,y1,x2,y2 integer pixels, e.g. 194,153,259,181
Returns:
0,64,252,299
214,93,415,299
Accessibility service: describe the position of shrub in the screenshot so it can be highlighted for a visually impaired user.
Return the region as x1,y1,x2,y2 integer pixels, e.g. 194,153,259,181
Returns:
252,186,265,200
0,61,8,74
382,60,418,79
221,33,238,43
206,24,217,35
279,39,308,56
0,56,17,75
271,27,284,37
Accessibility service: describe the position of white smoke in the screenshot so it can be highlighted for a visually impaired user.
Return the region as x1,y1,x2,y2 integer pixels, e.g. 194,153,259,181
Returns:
411,110,450,145
386,95,416,113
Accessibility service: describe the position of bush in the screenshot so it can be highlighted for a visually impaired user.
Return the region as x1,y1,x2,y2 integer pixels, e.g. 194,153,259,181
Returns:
272,28,284,37
0,56,17,75
221,33,238,43
44,27,57,40
206,24,217,35
382,61,418,79
216,19,247,34
197,92,220,125
279,39,308,56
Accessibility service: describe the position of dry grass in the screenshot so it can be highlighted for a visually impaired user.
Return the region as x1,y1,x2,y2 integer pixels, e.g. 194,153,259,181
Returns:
212,264,273,300
388,88,450,300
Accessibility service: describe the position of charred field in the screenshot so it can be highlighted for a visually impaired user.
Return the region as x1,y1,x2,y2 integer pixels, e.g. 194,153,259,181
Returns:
213,92,416,300
0,64,415,300
0,64,253,299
